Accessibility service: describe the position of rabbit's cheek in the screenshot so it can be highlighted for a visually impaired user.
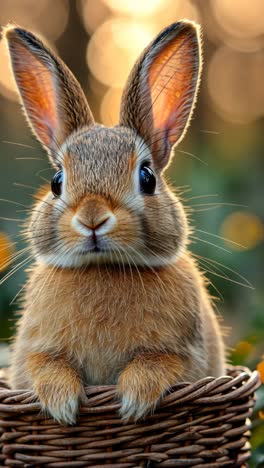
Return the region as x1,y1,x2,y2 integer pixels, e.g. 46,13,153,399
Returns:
110,210,140,248
57,209,82,246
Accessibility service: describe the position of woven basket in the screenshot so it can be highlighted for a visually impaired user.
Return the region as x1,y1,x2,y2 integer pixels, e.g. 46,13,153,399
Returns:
0,366,260,468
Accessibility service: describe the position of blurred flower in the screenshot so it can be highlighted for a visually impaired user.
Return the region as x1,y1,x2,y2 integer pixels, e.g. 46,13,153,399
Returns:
221,212,264,251
259,411,264,420
257,360,264,384
232,340,254,359
0,233,14,272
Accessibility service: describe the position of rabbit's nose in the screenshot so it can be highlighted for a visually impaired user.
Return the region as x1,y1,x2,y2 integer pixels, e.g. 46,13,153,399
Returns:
72,212,116,236
79,215,112,232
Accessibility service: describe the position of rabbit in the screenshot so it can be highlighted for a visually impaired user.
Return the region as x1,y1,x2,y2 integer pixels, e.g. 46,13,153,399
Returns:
4,20,225,425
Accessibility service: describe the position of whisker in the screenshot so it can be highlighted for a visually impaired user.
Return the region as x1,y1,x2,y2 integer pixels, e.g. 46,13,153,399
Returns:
2,140,37,149
175,149,208,166
10,283,27,306
195,228,246,250
0,198,29,208
0,256,33,286
194,253,253,289
16,157,43,161
13,182,39,190
0,216,23,222
200,130,220,135
186,194,219,201
190,235,231,254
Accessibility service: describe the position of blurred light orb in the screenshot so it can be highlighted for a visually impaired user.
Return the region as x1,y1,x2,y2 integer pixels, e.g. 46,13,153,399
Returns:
211,0,264,40
0,0,66,102
0,0,69,41
87,18,155,88
102,0,199,24
221,212,264,251
208,46,264,124
0,233,14,272
0,39,18,101
100,88,122,125
151,0,200,33
78,0,110,34
102,0,164,16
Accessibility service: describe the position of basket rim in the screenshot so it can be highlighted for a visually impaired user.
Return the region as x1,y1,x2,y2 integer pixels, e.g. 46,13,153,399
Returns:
0,365,260,416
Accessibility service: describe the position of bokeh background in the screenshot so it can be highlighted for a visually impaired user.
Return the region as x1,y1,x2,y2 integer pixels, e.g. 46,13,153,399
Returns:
0,0,263,464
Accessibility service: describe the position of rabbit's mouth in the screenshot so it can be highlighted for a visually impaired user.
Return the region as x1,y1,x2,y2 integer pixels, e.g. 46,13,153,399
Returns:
81,245,103,254
79,235,110,255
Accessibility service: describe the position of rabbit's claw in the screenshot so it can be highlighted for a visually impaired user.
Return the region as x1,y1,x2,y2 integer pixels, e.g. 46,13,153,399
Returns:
35,380,84,425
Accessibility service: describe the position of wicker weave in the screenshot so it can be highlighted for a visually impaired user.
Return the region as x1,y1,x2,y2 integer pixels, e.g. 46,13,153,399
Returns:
0,366,260,467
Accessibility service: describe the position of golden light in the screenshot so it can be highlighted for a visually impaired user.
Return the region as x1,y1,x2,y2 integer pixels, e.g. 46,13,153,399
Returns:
100,88,123,126
86,18,156,88
220,212,264,251
207,46,264,124
78,0,110,34
102,0,164,17
0,233,14,272
102,0,199,24
211,0,264,39
0,39,18,102
148,0,200,34
0,0,69,41
208,0,264,52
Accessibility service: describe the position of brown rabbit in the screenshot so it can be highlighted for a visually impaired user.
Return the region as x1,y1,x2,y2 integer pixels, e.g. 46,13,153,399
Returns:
4,21,225,425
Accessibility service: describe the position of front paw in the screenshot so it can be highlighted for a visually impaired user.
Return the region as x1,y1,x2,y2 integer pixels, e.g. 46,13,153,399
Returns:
117,374,166,422
35,379,86,425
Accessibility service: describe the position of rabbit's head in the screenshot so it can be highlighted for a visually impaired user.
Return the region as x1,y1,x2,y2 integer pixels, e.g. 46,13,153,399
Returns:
5,22,201,268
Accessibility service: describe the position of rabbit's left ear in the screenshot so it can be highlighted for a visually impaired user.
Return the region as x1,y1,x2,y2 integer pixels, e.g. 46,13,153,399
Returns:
120,21,202,171
4,25,95,163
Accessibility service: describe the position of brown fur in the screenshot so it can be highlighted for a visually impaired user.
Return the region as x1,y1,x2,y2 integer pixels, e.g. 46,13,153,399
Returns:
4,20,225,424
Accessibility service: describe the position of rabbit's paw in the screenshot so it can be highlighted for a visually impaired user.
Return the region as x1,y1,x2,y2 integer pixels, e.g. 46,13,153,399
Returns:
35,379,86,425
118,374,165,422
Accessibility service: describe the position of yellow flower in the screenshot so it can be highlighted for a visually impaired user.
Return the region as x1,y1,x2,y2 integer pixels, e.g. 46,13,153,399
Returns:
257,360,264,384
0,233,13,272
221,211,264,251
234,341,253,357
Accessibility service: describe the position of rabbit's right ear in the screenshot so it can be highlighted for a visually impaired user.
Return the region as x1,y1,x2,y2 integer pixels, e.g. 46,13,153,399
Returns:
120,21,201,171
4,25,94,164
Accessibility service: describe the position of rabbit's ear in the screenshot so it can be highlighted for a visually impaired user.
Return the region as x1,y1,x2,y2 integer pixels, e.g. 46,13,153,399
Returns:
120,21,201,171
4,25,94,163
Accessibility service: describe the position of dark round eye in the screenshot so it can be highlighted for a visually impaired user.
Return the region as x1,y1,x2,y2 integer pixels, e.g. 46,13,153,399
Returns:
140,164,156,195
51,170,63,197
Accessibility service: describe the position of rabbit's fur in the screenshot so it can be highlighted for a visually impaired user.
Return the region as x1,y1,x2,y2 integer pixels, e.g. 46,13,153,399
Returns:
4,21,225,424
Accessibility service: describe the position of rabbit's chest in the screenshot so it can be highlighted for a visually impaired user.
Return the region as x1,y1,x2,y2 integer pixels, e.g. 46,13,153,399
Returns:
26,259,201,383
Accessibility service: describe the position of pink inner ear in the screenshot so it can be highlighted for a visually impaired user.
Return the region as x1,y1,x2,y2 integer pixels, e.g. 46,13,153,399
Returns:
10,40,58,148
148,33,197,147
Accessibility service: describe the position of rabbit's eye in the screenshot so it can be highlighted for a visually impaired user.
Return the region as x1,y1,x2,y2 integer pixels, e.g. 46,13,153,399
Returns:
51,170,63,197
140,164,156,195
